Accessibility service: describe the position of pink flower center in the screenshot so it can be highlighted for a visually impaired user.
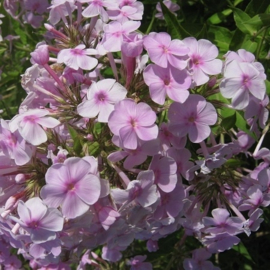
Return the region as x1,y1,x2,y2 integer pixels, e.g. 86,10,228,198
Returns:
242,74,251,87
192,55,202,67
24,115,38,123
28,220,40,229
130,117,138,128
93,0,103,7
95,91,108,103
188,116,196,123
163,77,171,86
66,182,76,192
71,48,84,56
7,134,17,147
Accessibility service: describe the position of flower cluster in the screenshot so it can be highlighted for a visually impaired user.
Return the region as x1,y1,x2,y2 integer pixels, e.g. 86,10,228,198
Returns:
0,0,269,269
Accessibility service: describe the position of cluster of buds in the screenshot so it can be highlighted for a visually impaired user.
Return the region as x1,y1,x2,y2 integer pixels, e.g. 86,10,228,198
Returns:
0,0,269,269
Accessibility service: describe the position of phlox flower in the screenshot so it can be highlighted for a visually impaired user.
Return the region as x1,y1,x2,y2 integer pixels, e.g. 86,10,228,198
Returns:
102,20,141,52
79,0,118,22
220,60,266,110
203,208,243,235
111,170,158,208
126,255,152,270
77,79,127,122
0,119,31,166
108,99,158,150
108,5,143,23
182,37,222,86
10,197,64,244
168,94,217,143
143,32,189,70
57,44,98,70
149,154,177,193
9,109,60,146
143,63,191,105
40,157,101,219
183,248,220,270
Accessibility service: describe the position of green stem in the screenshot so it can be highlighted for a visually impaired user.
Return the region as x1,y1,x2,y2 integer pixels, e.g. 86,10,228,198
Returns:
256,26,268,60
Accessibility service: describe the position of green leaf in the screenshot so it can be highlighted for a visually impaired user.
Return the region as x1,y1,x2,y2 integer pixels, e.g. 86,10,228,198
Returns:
232,241,254,264
195,24,207,39
221,112,236,130
242,39,258,53
207,25,233,53
73,138,82,156
88,142,100,156
266,80,270,95
259,13,270,27
160,1,191,39
235,111,256,140
233,8,258,35
67,125,78,141
245,0,270,17
207,9,232,24
229,29,248,51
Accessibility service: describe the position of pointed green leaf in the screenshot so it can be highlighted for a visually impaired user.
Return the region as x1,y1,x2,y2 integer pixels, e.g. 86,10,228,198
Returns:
207,9,232,24
221,113,236,130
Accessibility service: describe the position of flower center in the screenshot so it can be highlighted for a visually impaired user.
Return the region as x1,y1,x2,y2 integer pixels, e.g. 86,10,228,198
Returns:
71,48,83,56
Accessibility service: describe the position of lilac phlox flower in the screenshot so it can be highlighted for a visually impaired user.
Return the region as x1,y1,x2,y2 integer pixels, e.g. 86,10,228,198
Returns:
3,255,22,270
108,138,160,169
108,4,143,23
77,79,127,122
156,0,180,20
220,60,266,110
154,184,185,219
238,185,270,215
79,0,118,22
48,0,76,25
102,20,141,52
0,119,31,166
30,44,49,66
40,157,101,219
183,248,220,270
167,148,194,181
245,95,269,129
111,170,158,208
143,63,191,105
149,154,177,193
122,33,143,57
146,239,159,252
29,238,61,259
10,197,63,244
258,168,270,193
168,94,217,143
24,0,49,14
224,49,266,80
47,146,68,164
108,98,158,150
57,44,98,71
97,205,121,230
202,232,240,253
202,208,243,236
158,123,187,152
9,109,60,146
245,208,263,233
182,37,222,86
126,255,152,270
102,245,122,262
143,32,189,70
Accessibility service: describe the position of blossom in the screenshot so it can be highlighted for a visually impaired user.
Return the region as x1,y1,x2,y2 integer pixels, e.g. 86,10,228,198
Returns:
102,20,141,52
77,79,127,122
108,99,158,149
126,255,152,270
40,157,101,219
220,60,266,109
143,63,191,105
182,37,222,86
10,197,64,243
9,109,60,146
143,32,189,70
57,44,98,70
168,94,217,143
